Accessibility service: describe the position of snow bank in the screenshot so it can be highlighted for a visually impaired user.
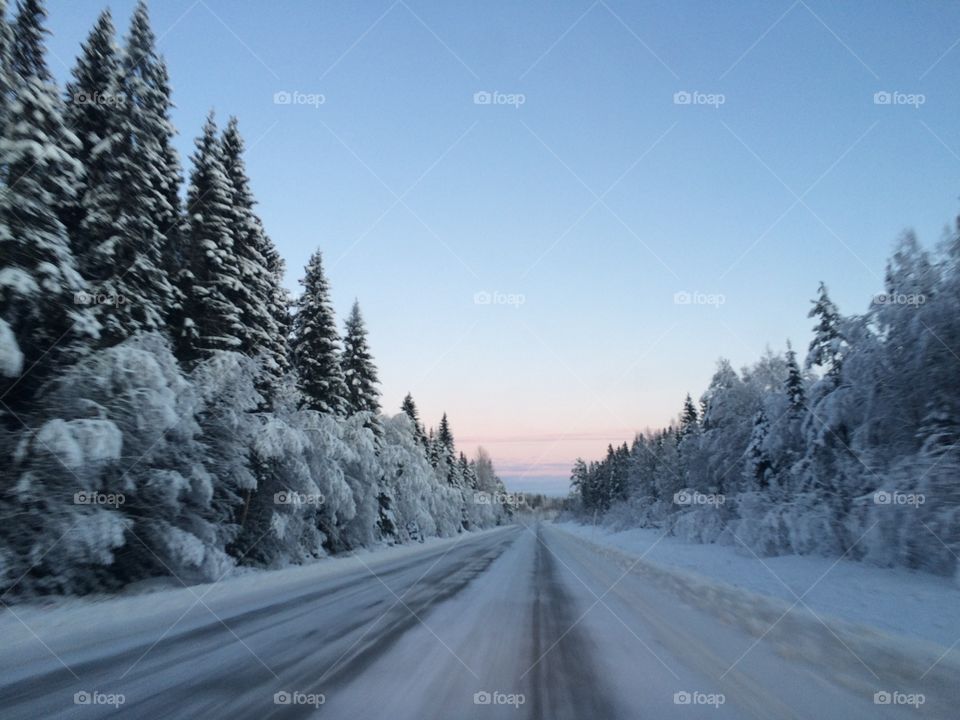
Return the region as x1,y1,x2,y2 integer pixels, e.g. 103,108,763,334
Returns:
553,522,960,716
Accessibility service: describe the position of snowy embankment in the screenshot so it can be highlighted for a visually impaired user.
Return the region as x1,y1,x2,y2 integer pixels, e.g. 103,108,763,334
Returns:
0,527,510,681
552,521,959,706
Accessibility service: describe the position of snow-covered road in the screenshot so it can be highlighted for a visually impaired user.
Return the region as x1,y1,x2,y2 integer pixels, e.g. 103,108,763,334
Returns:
1,522,951,718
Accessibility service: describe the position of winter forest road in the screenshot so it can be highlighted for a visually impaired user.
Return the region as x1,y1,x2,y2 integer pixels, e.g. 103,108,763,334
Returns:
0,523,945,719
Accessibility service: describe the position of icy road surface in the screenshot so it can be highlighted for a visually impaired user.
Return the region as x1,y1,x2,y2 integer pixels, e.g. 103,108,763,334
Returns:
1,522,952,718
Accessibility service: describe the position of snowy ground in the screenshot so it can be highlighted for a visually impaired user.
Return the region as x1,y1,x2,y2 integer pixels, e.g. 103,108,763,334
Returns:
1,522,956,718
553,520,960,646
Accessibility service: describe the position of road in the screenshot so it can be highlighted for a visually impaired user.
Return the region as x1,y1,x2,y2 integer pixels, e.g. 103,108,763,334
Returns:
0,522,946,718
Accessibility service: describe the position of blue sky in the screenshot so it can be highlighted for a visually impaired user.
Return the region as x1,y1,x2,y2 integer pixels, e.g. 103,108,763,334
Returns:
47,0,960,493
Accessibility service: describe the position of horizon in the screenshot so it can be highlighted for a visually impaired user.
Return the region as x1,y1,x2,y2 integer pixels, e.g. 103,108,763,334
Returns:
46,0,960,494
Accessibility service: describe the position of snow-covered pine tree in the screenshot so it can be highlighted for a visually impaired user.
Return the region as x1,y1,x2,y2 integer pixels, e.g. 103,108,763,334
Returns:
806,282,845,382
678,392,699,440
437,412,458,484
290,251,347,414
63,8,119,257
341,300,381,434
744,408,773,490
63,3,181,346
175,113,244,363
0,0,98,414
784,339,805,412
401,392,427,446
219,116,289,399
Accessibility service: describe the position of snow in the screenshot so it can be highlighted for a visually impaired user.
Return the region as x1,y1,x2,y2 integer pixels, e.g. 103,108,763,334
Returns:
553,520,960,647
0,317,24,377
0,527,507,669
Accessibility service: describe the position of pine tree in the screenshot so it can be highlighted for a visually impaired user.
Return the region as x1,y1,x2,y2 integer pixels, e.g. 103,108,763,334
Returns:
436,412,458,484
64,3,180,345
175,113,244,363
678,392,699,441
121,1,183,328
290,251,347,414
0,0,98,414
806,282,845,382
745,408,773,490
438,412,454,453
401,392,427,445
63,8,119,250
784,339,805,411
341,300,381,420
220,116,288,396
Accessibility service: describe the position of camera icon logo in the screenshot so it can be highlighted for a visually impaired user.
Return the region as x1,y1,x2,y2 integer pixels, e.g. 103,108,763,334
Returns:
474,691,492,705
873,91,892,105
273,91,292,105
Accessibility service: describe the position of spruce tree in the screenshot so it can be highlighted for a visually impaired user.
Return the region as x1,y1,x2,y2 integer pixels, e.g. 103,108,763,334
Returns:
220,116,289,395
401,392,427,445
784,340,805,411
437,412,458,484
121,1,183,329
176,113,244,363
341,300,381,419
679,393,699,440
290,251,347,414
745,408,773,490
0,0,98,414
65,3,180,345
806,282,845,382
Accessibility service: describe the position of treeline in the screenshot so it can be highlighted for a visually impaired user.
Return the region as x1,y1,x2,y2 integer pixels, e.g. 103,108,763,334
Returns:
571,223,960,578
0,0,510,598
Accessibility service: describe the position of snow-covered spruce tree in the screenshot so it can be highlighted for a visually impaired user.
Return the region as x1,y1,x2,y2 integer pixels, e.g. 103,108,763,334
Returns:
341,300,381,423
175,113,244,363
290,251,347,414
220,117,289,399
805,282,846,384
120,1,184,309
436,412,457,483
401,392,427,446
784,339,805,412
62,8,119,258
63,7,178,346
0,0,98,416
